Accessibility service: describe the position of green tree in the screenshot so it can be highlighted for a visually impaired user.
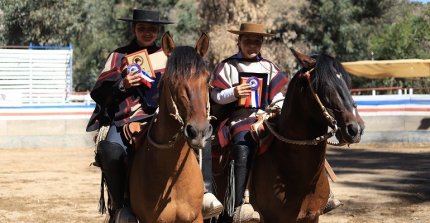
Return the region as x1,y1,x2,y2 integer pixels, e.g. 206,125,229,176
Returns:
366,5,430,92
0,0,185,91
297,0,397,62
369,8,430,60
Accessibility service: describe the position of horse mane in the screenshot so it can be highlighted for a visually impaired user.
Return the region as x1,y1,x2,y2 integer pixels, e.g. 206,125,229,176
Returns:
283,53,352,112
312,54,351,92
162,46,208,87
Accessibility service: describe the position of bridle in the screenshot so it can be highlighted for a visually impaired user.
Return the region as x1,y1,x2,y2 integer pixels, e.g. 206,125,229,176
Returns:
145,83,212,150
263,68,344,146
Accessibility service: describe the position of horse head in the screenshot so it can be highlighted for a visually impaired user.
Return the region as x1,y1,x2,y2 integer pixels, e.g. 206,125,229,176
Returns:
290,48,365,145
160,32,212,149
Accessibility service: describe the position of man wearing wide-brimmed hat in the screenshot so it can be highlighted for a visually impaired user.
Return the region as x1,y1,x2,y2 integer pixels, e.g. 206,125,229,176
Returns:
210,22,289,223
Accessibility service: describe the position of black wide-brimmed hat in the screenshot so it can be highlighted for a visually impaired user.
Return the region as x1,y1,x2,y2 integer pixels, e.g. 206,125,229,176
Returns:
118,9,174,24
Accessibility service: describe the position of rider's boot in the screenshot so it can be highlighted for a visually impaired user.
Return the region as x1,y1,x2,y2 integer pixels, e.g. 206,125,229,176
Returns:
232,145,260,223
323,190,342,214
96,140,126,223
202,140,224,219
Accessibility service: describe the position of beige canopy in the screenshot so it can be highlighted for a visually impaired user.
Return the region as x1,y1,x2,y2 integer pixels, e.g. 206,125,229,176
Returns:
341,59,430,79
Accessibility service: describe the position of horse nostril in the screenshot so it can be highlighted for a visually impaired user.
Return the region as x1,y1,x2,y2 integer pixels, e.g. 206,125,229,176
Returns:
347,123,359,137
185,124,197,139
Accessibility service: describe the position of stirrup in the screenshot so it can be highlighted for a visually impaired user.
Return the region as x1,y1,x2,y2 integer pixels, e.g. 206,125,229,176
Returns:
232,203,260,223
202,193,224,219
323,195,342,214
113,207,138,223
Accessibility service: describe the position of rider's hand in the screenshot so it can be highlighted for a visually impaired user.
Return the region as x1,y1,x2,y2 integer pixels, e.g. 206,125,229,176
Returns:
234,83,252,98
123,69,142,89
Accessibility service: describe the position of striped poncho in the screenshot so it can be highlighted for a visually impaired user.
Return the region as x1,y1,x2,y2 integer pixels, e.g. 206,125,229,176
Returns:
210,53,289,149
86,40,165,132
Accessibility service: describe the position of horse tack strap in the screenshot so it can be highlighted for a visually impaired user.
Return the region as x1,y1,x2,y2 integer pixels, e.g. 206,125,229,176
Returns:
263,115,336,146
325,159,337,183
304,69,337,129
146,109,183,150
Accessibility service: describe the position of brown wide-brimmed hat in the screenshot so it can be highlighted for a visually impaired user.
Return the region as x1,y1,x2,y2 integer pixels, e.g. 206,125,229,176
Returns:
118,9,174,24
228,23,274,37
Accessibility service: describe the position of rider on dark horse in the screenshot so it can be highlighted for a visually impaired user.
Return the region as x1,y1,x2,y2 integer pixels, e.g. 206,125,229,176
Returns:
210,22,341,222
86,9,222,222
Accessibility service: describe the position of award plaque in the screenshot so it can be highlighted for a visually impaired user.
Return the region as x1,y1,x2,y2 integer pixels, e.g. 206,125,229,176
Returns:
125,49,155,78
237,72,268,108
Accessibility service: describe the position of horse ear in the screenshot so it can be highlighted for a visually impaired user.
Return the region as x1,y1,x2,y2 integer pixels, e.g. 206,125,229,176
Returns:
290,48,316,69
195,32,210,57
162,32,175,57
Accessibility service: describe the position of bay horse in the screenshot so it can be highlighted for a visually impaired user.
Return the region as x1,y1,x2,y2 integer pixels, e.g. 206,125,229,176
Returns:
250,49,365,222
212,49,364,223
129,32,212,223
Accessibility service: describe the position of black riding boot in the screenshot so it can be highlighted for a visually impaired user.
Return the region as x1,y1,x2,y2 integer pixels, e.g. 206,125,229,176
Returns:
202,140,223,219
232,145,252,208
202,141,214,194
231,145,260,223
96,140,127,217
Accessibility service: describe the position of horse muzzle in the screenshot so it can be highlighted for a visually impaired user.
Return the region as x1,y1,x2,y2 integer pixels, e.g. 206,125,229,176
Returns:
184,122,213,149
337,121,365,144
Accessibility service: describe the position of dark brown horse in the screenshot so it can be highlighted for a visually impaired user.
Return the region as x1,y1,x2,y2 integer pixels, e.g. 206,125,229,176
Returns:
212,49,364,223
250,49,365,222
129,32,211,223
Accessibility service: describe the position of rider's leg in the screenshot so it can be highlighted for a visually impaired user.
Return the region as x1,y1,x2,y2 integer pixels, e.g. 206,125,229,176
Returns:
96,125,128,222
202,140,224,219
232,144,252,207
97,140,126,216
231,132,260,222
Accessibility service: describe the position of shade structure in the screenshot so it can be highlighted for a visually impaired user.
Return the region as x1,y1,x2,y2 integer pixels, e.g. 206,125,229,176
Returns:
342,59,430,79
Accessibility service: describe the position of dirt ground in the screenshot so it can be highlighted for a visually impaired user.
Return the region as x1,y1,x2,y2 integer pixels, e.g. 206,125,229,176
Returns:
0,144,429,223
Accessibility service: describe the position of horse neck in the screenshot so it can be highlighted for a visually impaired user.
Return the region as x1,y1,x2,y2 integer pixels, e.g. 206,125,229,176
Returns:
274,87,328,185
151,89,184,146
278,90,328,139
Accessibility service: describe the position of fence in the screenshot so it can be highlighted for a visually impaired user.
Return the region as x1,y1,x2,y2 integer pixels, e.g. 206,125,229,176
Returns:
0,45,73,105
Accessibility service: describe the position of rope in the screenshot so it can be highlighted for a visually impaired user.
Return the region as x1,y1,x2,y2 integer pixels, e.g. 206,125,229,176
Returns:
224,160,235,217
261,69,342,146
146,109,183,150
263,117,337,146
95,125,109,145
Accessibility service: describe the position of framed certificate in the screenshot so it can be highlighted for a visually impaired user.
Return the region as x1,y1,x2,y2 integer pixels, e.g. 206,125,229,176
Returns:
237,72,268,108
125,49,155,78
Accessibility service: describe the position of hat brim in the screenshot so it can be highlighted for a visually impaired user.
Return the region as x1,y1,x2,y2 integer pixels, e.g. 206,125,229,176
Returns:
228,30,274,37
118,18,174,24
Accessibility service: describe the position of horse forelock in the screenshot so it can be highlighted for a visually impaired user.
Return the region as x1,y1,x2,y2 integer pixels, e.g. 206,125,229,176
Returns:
312,54,351,92
162,46,208,88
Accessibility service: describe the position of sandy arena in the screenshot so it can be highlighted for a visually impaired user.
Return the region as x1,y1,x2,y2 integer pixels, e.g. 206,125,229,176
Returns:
0,144,429,223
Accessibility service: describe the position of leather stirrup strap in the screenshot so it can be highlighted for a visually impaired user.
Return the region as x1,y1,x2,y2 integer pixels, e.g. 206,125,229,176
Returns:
325,159,337,183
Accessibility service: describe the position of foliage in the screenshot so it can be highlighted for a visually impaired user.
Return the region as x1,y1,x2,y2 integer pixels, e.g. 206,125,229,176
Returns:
0,0,429,91
369,7,430,60
168,0,202,46
296,0,397,62
358,3,430,90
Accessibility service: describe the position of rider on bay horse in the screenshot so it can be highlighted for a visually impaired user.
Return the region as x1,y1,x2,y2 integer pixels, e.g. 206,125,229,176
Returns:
86,9,222,222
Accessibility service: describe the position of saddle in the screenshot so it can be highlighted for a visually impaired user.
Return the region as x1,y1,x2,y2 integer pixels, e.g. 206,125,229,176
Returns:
122,121,150,152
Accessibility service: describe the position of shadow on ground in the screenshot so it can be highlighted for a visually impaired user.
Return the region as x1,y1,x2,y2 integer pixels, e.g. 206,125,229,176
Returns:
327,147,430,204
